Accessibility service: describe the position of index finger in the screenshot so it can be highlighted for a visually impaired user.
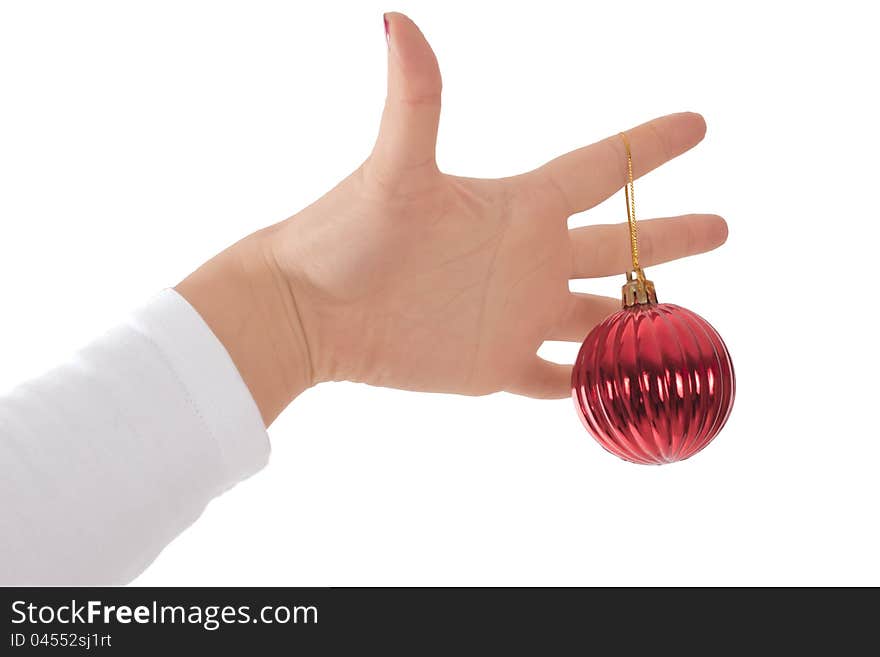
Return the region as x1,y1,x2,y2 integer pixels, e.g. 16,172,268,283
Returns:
527,112,707,216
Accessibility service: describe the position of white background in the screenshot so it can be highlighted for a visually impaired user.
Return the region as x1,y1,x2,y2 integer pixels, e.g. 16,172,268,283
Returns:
1,1,877,585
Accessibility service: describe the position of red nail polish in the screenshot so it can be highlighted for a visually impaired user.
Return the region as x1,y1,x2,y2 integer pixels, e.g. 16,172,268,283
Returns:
383,14,390,47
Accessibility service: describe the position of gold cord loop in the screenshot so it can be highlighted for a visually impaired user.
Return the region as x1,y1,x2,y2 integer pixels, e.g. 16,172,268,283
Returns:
619,132,644,283
619,132,657,307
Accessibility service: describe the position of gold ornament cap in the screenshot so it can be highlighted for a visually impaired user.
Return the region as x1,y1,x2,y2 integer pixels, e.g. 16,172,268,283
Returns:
622,270,657,307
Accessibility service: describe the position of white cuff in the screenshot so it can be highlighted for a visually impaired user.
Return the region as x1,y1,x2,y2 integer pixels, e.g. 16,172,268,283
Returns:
130,289,270,487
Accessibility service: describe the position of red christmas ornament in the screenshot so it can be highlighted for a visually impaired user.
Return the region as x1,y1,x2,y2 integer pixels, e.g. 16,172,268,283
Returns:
571,133,735,465
572,294,735,464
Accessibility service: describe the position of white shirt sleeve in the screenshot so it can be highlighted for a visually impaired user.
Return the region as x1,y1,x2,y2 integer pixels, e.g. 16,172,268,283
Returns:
0,289,270,585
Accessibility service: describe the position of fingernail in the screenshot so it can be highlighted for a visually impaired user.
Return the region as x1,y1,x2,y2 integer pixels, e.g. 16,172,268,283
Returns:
383,13,390,47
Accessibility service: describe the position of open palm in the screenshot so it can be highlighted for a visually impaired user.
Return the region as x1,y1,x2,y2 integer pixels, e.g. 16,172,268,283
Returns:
270,13,727,400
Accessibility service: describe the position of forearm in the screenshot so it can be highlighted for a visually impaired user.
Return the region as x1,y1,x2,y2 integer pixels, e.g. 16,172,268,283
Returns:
175,227,313,426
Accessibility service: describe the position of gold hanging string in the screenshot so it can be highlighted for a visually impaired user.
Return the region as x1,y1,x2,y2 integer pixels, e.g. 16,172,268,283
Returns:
619,132,645,284
618,132,657,307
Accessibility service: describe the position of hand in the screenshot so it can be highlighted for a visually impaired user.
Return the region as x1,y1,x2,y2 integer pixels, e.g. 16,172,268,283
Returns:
177,13,727,425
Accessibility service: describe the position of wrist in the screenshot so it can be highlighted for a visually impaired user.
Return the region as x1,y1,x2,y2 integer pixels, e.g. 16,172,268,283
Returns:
175,228,314,426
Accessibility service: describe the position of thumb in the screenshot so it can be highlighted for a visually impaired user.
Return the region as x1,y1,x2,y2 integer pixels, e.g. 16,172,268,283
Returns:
371,12,442,179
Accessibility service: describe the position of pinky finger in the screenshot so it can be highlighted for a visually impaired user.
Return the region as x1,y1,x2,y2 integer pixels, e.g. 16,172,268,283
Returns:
506,357,572,400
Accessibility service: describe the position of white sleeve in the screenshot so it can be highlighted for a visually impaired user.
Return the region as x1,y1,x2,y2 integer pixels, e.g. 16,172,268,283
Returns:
0,289,270,585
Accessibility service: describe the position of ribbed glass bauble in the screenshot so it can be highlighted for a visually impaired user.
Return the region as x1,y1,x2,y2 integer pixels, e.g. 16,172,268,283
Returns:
572,302,735,465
